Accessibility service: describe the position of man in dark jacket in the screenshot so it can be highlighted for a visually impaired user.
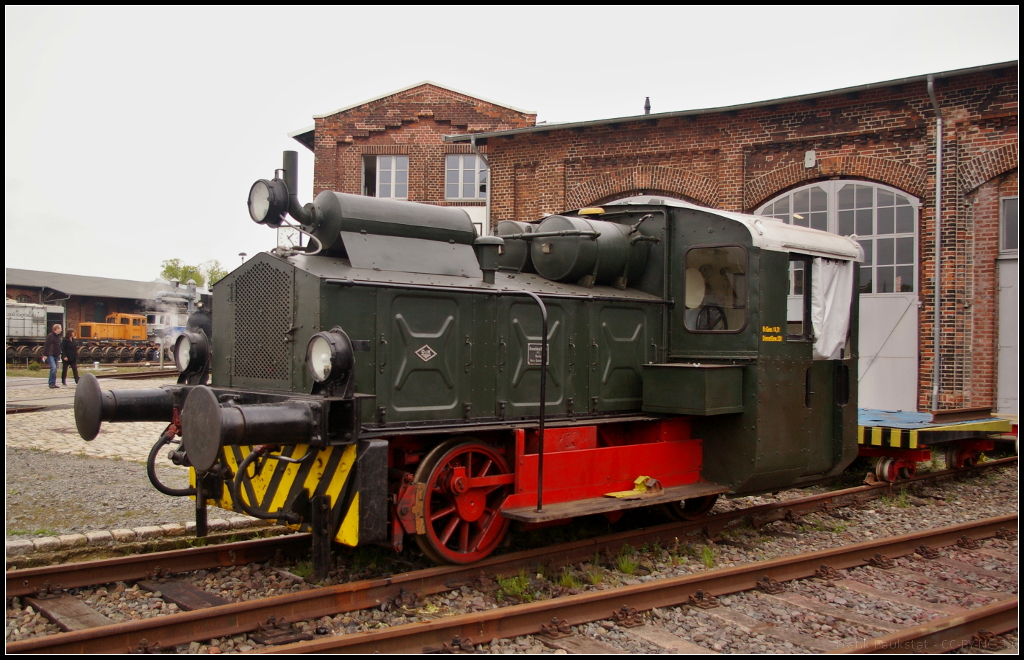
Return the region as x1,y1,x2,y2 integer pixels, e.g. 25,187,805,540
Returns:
43,324,62,389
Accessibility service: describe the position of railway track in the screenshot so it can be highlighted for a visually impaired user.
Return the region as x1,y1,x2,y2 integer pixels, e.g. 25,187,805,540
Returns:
5,457,1017,653
256,515,1017,654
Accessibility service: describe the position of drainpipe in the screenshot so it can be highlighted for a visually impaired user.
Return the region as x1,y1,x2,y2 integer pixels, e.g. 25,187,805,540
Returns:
470,135,490,235
927,75,942,410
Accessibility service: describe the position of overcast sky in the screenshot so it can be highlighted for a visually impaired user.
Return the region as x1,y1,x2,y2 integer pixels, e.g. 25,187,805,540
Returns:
5,6,1018,283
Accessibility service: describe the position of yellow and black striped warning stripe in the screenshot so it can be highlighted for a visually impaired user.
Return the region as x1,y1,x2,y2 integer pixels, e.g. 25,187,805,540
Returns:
192,444,362,546
857,419,1011,450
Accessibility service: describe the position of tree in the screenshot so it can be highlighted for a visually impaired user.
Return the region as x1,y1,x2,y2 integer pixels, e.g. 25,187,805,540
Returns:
159,259,205,287
203,260,228,287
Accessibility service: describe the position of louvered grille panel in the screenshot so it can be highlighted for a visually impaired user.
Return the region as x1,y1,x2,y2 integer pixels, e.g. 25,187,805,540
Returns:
233,262,292,380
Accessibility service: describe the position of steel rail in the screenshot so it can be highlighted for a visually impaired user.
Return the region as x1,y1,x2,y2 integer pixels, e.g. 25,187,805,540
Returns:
9,456,1013,600
7,533,307,598
7,511,1015,654
5,458,1015,653
831,596,1018,654
259,514,1017,654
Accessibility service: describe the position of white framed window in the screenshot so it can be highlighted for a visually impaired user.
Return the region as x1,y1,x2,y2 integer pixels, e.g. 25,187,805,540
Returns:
362,155,408,199
1001,197,1018,253
758,181,919,295
445,154,487,200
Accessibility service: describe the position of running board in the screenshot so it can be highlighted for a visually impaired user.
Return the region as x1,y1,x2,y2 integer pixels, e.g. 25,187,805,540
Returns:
501,482,729,523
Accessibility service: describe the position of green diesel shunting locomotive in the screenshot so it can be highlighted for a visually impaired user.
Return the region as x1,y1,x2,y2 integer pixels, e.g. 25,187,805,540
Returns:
75,151,862,569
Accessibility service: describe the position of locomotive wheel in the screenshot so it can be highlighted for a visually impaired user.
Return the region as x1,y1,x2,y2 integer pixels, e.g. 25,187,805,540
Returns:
133,347,146,361
118,346,133,362
897,462,917,480
663,494,719,521
413,439,512,564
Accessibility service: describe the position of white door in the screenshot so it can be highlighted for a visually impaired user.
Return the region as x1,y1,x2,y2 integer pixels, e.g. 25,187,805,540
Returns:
997,256,1018,416
858,295,918,411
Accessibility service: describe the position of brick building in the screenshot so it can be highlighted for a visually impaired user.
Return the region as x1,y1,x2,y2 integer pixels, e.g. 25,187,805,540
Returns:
289,82,535,236
440,62,1017,414
6,268,207,337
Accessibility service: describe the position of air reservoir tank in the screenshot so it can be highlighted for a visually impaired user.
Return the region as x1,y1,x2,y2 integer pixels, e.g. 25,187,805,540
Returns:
530,216,650,288
495,220,537,273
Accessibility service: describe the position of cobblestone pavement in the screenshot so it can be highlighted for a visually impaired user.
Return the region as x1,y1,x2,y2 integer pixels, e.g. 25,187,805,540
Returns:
5,377,180,467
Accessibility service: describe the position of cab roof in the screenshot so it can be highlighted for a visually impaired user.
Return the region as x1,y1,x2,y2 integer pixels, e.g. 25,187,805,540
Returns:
605,196,864,262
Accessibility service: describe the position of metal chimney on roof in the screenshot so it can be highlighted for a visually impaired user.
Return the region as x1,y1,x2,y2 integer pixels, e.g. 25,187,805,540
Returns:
644,97,651,115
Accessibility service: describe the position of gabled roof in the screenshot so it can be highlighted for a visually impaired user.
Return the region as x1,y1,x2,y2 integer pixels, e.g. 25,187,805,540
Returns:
444,60,1018,144
311,81,535,119
6,268,208,302
289,81,536,150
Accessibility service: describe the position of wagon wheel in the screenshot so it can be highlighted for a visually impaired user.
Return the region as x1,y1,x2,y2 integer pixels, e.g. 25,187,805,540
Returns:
696,305,728,330
874,456,899,483
663,494,719,522
413,439,512,564
944,446,977,470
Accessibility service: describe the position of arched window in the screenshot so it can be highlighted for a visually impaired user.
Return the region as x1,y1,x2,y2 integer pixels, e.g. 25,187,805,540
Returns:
758,181,919,294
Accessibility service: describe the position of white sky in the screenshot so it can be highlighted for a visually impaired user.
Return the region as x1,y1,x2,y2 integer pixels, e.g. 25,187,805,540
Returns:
5,6,1018,282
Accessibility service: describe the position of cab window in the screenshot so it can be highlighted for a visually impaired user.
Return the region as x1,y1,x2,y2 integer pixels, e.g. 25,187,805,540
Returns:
788,254,812,340
684,246,747,332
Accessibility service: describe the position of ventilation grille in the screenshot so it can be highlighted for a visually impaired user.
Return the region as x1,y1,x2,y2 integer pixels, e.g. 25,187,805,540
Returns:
233,262,292,380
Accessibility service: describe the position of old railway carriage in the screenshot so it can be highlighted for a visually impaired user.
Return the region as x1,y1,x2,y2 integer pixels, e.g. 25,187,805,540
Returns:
75,152,862,567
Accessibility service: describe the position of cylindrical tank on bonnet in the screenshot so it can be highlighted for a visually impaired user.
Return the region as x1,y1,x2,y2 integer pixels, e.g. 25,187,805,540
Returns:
531,216,649,287
309,192,477,253
495,220,537,273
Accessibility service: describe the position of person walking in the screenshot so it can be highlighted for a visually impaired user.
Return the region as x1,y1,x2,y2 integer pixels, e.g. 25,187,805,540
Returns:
61,329,81,386
43,323,62,389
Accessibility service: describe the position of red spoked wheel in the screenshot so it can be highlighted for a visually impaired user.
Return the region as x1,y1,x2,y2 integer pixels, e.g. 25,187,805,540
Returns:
663,494,719,522
413,439,513,564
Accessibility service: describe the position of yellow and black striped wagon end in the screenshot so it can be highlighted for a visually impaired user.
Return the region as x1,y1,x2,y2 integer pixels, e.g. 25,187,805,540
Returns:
191,439,387,547
857,418,1012,450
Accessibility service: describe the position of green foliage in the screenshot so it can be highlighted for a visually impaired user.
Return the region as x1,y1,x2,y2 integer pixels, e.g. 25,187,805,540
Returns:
497,569,533,602
616,554,640,575
160,259,205,287
290,561,313,580
614,543,640,575
880,490,910,508
557,570,582,589
26,363,40,372
203,260,228,286
700,545,716,569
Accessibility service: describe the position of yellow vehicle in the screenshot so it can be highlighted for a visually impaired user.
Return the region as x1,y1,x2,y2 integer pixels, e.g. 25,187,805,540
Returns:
79,314,148,341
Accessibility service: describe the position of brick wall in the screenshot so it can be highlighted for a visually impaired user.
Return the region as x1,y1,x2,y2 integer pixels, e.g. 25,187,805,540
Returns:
5,286,146,336
479,66,1017,410
312,84,535,202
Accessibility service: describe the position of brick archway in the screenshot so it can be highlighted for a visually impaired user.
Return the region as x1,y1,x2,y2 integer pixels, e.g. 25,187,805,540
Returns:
744,156,928,210
958,143,1018,194
565,166,719,209
590,189,702,206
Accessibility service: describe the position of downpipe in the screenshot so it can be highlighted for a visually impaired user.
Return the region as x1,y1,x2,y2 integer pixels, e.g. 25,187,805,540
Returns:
927,75,943,410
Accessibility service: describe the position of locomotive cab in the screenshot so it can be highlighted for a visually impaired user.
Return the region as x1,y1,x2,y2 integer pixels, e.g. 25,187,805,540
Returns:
602,196,862,494
75,152,862,572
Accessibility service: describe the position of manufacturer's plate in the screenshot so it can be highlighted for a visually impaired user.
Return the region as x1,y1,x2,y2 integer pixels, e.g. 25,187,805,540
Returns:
527,343,550,366
415,345,437,362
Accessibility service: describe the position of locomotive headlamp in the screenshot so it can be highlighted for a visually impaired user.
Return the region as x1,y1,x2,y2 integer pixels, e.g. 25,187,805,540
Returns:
173,329,211,377
305,327,354,385
248,177,289,227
